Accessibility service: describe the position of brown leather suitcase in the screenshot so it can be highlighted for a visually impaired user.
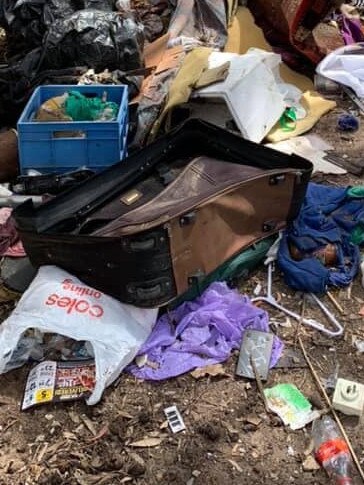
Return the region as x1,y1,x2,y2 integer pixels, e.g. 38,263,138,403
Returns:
14,120,313,307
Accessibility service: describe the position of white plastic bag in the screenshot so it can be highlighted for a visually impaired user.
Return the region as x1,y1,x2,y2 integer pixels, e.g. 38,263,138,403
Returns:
317,43,364,98
0,266,157,405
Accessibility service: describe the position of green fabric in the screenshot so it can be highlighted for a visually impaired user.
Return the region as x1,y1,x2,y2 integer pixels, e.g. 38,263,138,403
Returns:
347,186,364,199
64,91,118,122
346,187,364,245
170,236,276,308
350,224,364,245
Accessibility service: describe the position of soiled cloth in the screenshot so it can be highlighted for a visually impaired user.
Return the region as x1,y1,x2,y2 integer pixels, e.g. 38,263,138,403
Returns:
278,183,364,293
0,208,25,258
248,0,344,66
129,282,283,381
133,0,236,146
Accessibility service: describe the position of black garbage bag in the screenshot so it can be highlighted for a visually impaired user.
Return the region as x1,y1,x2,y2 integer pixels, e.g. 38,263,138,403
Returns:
0,1,128,57
0,0,76,55
0,48,87,124
42,9,144,72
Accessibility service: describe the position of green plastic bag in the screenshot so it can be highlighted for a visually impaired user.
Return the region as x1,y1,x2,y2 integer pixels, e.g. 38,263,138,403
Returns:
64,91,119,122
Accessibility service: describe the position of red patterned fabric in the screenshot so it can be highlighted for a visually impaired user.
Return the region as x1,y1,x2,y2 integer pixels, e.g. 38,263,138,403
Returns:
249,0,345,65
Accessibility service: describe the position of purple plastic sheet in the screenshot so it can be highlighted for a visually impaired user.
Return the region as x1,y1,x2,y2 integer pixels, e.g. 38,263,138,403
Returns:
129,282,283,381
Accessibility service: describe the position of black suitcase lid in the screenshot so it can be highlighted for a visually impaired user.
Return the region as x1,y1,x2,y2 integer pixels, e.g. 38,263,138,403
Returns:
14,119,313,235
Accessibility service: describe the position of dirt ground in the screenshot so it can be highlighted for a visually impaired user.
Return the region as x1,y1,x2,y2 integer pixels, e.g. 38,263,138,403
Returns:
2,263,364,485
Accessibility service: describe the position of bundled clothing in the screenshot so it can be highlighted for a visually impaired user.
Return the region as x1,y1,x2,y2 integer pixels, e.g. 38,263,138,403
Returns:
278,183,364,293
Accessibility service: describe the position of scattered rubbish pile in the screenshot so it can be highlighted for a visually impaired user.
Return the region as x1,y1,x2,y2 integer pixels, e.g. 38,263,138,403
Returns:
0,1,364,484
0,0,144,123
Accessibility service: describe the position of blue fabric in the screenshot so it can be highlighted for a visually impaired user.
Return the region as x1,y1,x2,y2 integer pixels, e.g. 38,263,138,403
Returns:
278,183,363,293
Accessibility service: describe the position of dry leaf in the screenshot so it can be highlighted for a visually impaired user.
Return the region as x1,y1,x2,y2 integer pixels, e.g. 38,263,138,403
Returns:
118,410,134,420
68,411,81,425
88,424,109,443
81,414,97,436
159,420,169,430
302,455,320,471
244,415,262,427
228,459,243,473
130,437,163,448
304,439,314,457
359,306,364,316
191,364,227,379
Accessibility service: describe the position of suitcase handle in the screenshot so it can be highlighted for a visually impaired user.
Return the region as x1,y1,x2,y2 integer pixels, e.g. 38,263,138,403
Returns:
127,277,173,302
136,284,163,299
129,238,156,251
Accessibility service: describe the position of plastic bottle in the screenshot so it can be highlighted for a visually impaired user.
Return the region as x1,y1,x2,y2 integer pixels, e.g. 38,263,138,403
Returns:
312,416,353,485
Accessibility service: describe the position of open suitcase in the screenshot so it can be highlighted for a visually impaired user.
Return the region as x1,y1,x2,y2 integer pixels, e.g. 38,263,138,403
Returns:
14,120,313,307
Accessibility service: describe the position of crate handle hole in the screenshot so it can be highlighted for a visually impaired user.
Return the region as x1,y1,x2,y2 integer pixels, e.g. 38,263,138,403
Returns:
52,131,86,139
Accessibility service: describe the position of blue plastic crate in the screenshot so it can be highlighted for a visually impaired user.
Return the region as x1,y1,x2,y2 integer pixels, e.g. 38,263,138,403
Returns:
17,85,128,174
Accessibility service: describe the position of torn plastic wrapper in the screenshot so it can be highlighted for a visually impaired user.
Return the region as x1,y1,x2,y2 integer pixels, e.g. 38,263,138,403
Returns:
264,383,320,430
0,266,157,405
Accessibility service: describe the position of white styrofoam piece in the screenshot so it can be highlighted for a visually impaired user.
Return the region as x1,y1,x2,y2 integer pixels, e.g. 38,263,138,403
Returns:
332,378,364,417
193,50,287,143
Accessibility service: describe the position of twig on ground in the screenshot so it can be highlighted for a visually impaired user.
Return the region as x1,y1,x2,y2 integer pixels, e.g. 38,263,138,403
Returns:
250,356,269,413
294,295,306,348
327,291,345,315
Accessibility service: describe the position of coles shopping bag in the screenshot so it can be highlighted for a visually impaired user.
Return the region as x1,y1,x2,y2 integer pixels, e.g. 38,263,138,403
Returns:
0,266,157,405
